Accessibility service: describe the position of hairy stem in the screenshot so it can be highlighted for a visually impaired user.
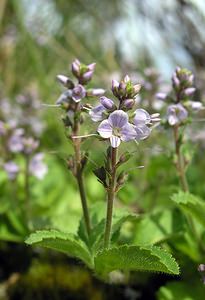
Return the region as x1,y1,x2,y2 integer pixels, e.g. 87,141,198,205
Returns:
104,147,118,249
173,125,189,192
72,104,91,237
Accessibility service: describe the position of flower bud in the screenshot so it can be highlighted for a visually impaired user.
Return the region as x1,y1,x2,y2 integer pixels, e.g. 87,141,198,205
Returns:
124,74,130,83
80,70,94,84
71,59,81,77
86,88,105,97
57,75,75,89
184,87,196,96
133,84,141,95
123,99,135,109
111,79,119,97
155,92,167,100
100,96,115,110
87,62,96,71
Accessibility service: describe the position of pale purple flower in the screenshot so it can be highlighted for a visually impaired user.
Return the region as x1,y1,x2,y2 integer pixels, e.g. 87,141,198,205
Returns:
100,96,115,110
8,129,24,153
97,110,136,148
23,137,39,154
89,104,106,122
134,109,160,125
56,90,72,105
72,85,86,102
167,104,188,126
29,153,48,180
4,161,19,180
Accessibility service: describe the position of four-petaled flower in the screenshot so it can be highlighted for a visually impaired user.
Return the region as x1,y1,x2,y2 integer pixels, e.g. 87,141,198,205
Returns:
97,110,136,148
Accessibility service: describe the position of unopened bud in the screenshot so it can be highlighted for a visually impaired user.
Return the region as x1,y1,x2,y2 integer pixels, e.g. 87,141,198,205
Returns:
133,84,141,95
123,99,135,109
184,87,196,96
100,96,115,110
57,75,75,89
71,59,81,77
86,88,105,97
80,70,94,84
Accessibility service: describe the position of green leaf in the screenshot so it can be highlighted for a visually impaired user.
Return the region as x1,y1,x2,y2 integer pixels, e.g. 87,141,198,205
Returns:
90,212,139,252
171,191,205,227
25,230,93,268
94,245,179,277
157,280,205,300
132,209,185,246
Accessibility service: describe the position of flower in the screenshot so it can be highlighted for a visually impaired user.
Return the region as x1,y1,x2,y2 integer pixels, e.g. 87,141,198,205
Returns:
72,84,86,102
4,161,19,180
8,128,24,153
167,103,188,126
134,109,160,140
23,137,39,154
89,104,106,122
29,153,48,180
97,110,136,148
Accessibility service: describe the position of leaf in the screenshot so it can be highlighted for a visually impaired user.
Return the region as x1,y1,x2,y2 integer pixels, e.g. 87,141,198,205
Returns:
157,280,205,300
90,212,139,252
25,230,93,268
132,209,185,246
171,191,205,227
94,245,179,277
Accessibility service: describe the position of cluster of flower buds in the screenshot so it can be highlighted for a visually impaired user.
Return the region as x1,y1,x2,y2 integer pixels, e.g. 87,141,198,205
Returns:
56,59,105,117
157,67,204,127
90,75,160,148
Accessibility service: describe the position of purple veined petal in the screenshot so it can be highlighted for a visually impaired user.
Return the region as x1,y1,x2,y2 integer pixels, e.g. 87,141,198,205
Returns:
110,135,121,148
121,123,137,142
89,104,106,122
97,120,113,138
134,109,151,125
108,110,128,128
100,96,114,110
135,124,151,140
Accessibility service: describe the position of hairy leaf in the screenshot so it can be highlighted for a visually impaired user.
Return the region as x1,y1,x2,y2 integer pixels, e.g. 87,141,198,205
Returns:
26,230,93,268
171,191,205,227
94,245,179,276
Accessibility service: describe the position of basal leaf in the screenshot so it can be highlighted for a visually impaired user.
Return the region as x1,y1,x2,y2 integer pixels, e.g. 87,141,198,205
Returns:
94,245,179,277
26,230,93,268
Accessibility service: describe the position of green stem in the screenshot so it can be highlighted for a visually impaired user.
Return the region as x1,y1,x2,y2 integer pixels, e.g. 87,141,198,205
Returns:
173,126,189,192
72,104,91,237
25,154,30,224
104,147,118,249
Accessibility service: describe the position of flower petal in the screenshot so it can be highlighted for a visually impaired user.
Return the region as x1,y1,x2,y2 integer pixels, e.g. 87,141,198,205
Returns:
89,104,105,122
121,123,136,141
134,109,151,125
108,110,128,128
135,125,151,140
97,120,112,138
110,136,121,148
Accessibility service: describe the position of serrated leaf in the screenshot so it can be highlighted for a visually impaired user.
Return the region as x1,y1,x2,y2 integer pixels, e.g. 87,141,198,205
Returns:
25,230,93,268
171,191,205,227
94,245,179,276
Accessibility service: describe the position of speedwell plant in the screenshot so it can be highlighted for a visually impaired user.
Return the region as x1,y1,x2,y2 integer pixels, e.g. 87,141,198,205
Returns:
26,60,179,280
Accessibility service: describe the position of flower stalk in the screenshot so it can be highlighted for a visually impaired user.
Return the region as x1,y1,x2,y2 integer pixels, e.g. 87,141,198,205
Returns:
173,125,189,192
104,147,118,249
